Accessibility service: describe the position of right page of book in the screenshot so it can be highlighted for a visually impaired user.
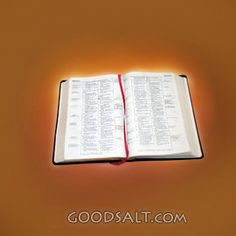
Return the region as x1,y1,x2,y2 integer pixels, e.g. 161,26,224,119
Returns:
124,72,191,158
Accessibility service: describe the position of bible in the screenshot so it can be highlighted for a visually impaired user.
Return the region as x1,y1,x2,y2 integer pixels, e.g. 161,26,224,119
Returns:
53,72,203,164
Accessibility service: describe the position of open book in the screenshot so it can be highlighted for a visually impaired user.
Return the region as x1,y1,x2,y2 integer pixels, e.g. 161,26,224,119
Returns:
53,72,203,164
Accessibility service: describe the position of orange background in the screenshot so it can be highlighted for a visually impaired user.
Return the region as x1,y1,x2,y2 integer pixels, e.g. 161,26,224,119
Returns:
1,0,236,235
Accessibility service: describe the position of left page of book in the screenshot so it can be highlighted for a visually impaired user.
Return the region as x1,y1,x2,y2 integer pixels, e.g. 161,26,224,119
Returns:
59,75,126,162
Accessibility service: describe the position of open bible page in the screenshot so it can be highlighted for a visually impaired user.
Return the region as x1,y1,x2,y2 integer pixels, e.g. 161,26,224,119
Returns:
64,75,126,161
124,72,190,158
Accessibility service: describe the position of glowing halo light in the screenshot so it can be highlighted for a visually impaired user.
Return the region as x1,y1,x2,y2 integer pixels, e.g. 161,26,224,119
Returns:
68,77,80,80
48,64,216,186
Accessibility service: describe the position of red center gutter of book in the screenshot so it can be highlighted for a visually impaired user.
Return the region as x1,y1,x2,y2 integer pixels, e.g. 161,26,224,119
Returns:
118,74,129,163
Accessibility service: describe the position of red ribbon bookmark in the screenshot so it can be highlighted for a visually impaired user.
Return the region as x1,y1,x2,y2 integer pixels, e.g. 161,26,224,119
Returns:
112,74,129,165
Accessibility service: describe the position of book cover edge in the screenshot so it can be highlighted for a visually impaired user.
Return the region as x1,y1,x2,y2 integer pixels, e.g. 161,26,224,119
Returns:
179,74,204,159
